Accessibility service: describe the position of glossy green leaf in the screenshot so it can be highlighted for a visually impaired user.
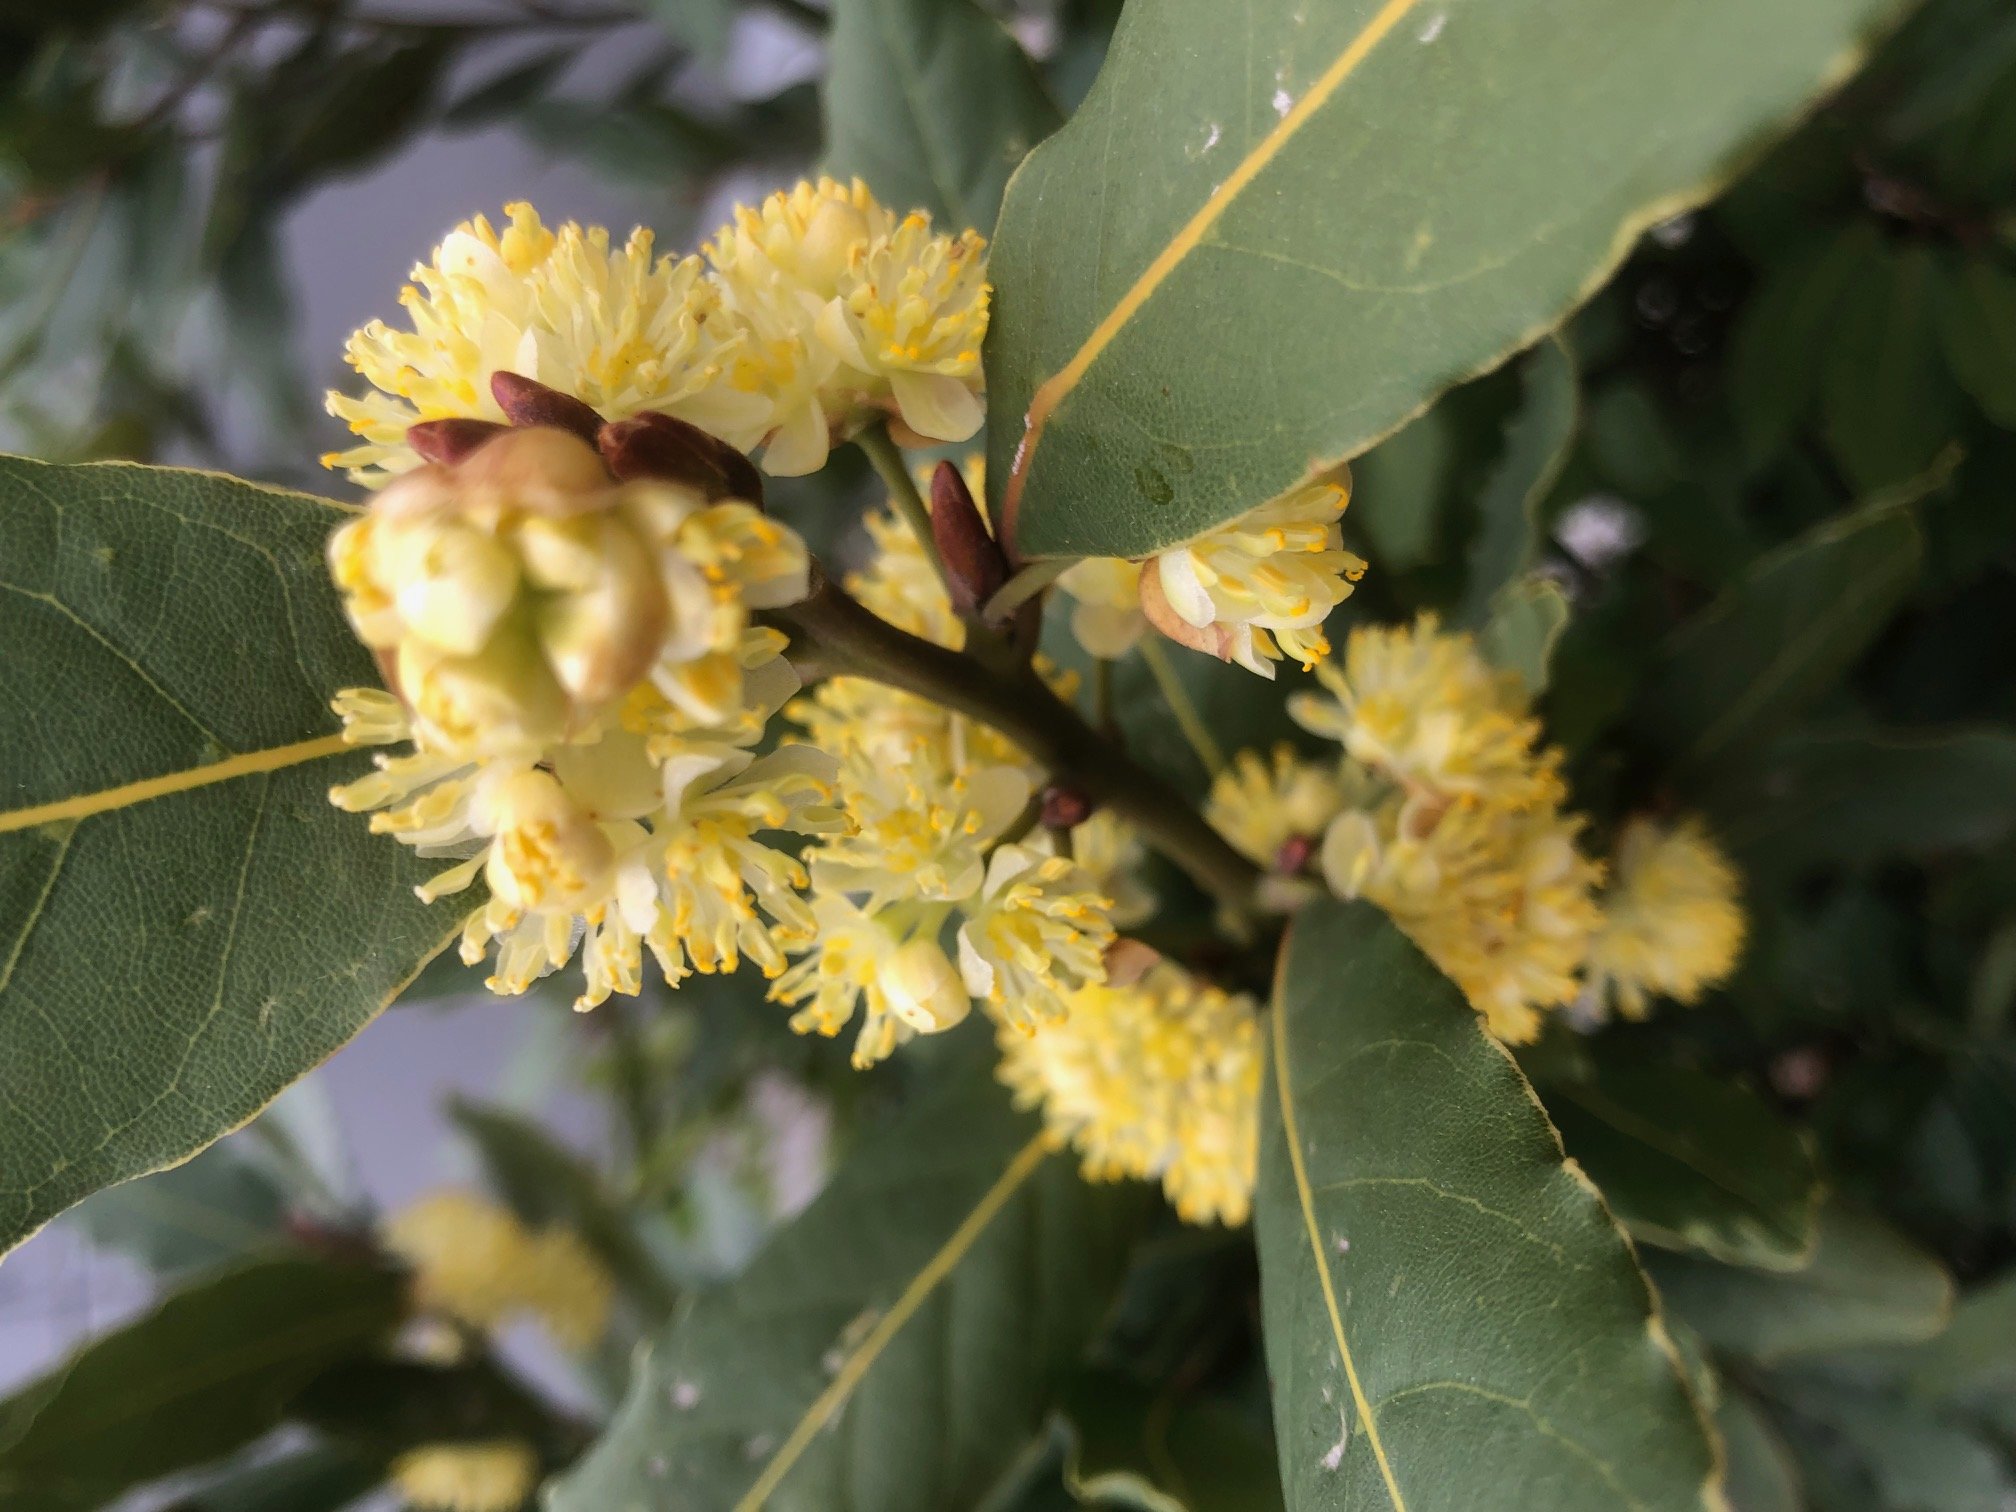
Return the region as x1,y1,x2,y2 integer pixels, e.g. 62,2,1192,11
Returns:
1477,575,1572,696
1770,1380,2012,1512
1545,1057,1822,1270
67,1136,291,1277
1933,254,2016,429
1646,1203,1953,1365
1728,223,1882,462
1632,488,1928,778
1707,725,2016,869
1257,899,1718,1511
1460,337,1580,627
986,0,1908,559
825,0,1060,232
0,456,453,1256
547,1056,1146,1512
1717,1389,1803,1512
0,1255,404,1512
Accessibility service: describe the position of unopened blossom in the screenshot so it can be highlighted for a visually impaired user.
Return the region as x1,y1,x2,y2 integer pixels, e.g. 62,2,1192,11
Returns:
772,895,967,1067
327,427,806,761
706,178,988,474
1291,612,1557,812
957,844,1116,1029
996,965,1263,1225
1139,478,1366,677
391,1441,540,1512
1583,817,1746,1019
324,202,761,486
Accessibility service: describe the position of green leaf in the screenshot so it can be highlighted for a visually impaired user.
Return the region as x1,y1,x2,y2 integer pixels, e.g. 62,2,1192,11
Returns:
449,1098,678,1318
1459,337,1579,628
443,49,581,129
1631,486,1931,778
0,1254,404,1511
1707,725,2016,869
1717,1389,1803,1512
825,0,1061,232
1645,1203,1953,1365
985,0,1909,559
1063,1369,1284,1512
1769,1380,2012,1512
1822,244,1965,494
1902,1271,2016,1406
1476,575,1572,696
68,1136,291,1277
1933,254,2016,429
546,1056,1146,1512
1545,1056,1822,1270
160,1445,385,1512
1257,899,1718,1510
0,456,455,1256
1727,223,1882,463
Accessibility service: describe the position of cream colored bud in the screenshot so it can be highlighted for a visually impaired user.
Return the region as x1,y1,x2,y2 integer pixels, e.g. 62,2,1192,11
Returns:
400,632,568,757
1320,810,1383,900
878,938,971,1034
483,768,616,914
390,520,523,657
455,426,617,521
799,199,874,295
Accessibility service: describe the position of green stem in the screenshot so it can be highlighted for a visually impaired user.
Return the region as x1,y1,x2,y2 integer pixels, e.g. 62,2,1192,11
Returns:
1140,638,1228,778
766,573,1259,914
855,424,952,601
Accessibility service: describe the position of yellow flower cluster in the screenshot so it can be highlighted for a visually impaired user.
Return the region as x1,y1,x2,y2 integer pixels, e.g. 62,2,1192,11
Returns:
383,1189,613,1349
391,1441,540,1512
1203,614,1747,1043
1583,818,1747,1020
995,962,1263,1226
326,183,986,487
327,427,840,1011
1057,477,1367,677
773,498,1143,1066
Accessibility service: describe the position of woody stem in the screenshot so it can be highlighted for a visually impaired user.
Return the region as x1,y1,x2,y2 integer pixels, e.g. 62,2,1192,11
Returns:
766,570,1261,913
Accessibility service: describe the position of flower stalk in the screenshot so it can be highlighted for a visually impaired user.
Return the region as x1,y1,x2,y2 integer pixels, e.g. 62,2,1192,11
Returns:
763,570,1262,913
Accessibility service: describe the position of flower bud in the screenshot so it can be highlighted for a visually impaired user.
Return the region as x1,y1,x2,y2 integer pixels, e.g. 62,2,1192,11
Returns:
878,938,971,1034
929,460,1007,617
482,767,616,914
330,428,684,758
408,418,510,467
490,371,605,443
598,412,764,505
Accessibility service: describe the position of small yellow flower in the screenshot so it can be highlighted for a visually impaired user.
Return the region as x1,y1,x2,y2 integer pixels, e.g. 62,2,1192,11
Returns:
1321,795,1604,1044
957,844,1116,1030
1053,811,1155,929
1205,744,1346,870
811,744,1032,909
390,1441,540,1512
1291,612,1556,811
383,1191,612,1350
325,202,761,486
1584,817,1746,1019
706,178,988,475
996,965,1262,1226
848,503,964,647
1139,479,1366,678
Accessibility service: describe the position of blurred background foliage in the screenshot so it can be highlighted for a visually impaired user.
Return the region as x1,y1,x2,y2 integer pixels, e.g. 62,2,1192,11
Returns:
2,0,2014,1508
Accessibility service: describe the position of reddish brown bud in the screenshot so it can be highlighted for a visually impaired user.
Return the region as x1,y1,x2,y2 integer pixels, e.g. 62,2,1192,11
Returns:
407,418,511,467
598,412,765,504
929,461,1008,618
1275,834,1316,876
1040,783,1094,831
490,371,604,442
